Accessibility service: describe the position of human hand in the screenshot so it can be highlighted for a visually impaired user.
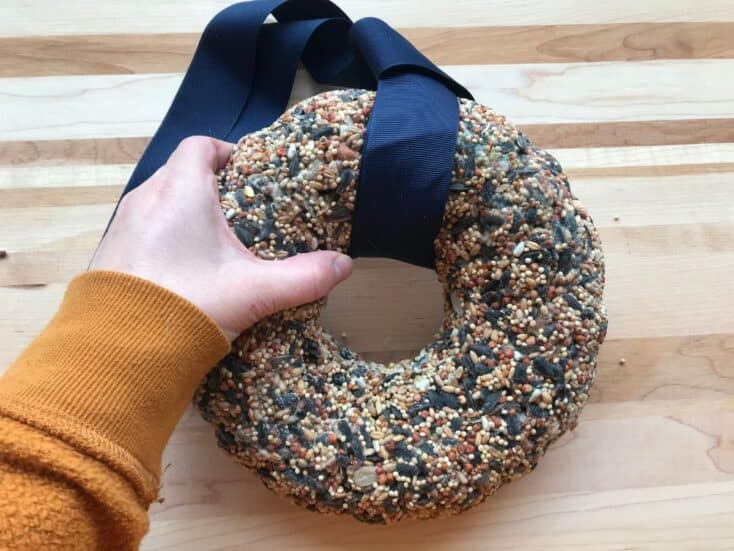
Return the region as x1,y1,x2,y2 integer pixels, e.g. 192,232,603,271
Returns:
91,136,353,340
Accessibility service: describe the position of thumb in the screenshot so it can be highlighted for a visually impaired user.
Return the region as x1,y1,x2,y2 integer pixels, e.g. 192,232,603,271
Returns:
248,251,353,319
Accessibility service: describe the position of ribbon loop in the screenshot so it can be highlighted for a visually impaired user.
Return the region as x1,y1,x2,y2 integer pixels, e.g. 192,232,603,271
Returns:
121,0,472,268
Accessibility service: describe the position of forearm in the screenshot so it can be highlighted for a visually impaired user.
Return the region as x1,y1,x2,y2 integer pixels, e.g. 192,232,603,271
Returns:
0,271,229,549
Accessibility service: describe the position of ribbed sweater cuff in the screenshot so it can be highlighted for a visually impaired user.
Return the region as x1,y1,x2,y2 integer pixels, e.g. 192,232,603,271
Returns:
0,271,230,491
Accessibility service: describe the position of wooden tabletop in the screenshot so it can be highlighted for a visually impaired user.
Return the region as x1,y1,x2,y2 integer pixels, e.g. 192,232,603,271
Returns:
2,1,734,549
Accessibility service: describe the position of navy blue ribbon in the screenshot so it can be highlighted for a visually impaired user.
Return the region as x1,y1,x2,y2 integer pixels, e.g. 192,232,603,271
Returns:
121,0,472,268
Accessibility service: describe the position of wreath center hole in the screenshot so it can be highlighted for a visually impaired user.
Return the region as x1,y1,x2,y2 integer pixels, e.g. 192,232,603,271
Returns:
322,258,444,364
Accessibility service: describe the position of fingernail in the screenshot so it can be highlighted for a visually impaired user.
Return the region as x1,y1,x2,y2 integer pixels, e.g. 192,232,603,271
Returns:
332,254,353,279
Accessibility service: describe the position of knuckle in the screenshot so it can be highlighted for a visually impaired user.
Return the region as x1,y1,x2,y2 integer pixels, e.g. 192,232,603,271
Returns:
150,165,181,196
308,280,322,303
250,296,273,320
307,262,331,300
154,165,176,188
117,185,148,213
178,135,215,160
179,135,206,149
117,190,134,212
120,169,171,214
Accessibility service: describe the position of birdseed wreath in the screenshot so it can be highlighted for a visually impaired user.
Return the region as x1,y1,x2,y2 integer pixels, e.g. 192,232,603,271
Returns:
195,89,607,523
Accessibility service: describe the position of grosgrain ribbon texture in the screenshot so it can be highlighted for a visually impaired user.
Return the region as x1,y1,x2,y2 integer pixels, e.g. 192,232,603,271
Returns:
119,0,473,268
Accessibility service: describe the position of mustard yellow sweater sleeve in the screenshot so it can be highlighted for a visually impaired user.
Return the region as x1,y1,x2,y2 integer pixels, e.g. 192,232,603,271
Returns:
0,271,230,550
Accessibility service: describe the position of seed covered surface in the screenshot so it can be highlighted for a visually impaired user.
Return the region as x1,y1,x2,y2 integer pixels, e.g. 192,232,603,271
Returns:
195,89,607,523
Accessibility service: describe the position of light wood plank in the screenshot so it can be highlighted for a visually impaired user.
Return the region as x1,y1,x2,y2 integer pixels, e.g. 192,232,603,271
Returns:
1,172,730,354
2,170,733,352
145,429,734,549
2,220,733,367
567,162,734,179
445,60,734,126
5,167,732,216
144,495,734,550
0,164,131,190
406,22,734,64
151,397,732,550
0,204,109,251
522,118,734,149
0,71,328,141
143,396,734,534
144,505,734,551
551,143,734,170
3,0,734,38
571,173,734,228
2,59,734,141
3,23,734,78
591,333,734,403
3,117,733,169
4,143,733,196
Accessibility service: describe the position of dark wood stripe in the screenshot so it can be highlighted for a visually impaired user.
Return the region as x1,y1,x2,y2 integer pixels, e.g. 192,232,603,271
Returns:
0,137,147,165
1,23,733,77
0,33,197,77
0,185,121,208
1,119,731,167
524,119,734,149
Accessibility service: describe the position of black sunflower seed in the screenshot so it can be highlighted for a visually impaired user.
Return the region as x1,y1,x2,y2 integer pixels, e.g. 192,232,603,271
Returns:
481,390,502,413
233,223,255,247
529,404,548,418
257,219,274,242
481,180,496,203
516,135,531,150
397,463,418,477
532,357,564,384
312,126,334,140
469,343,495,359
337,168,353,194
338,420,352,439
512,365,528,384
500,141,516,154
288,151,300,177
564,293,584,311
463,154,475,176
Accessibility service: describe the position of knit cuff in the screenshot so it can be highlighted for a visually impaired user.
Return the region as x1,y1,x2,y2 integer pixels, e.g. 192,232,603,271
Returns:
0,271,230,490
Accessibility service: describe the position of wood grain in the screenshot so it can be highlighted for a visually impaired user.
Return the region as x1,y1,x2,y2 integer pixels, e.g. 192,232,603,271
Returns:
406,23,734,65
143,481,734,550
2,0,733,548
3,23,734,77
523,118,734,149
4,143,732,194
143,488,734,550
592,333,734,404
0,164,132,190
566,162,734,179
3,118,732,169
3,0,734,38
0,137,147,166
5,170,729,225
3,59,734,141
552,143,734,170
2,221,733,363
